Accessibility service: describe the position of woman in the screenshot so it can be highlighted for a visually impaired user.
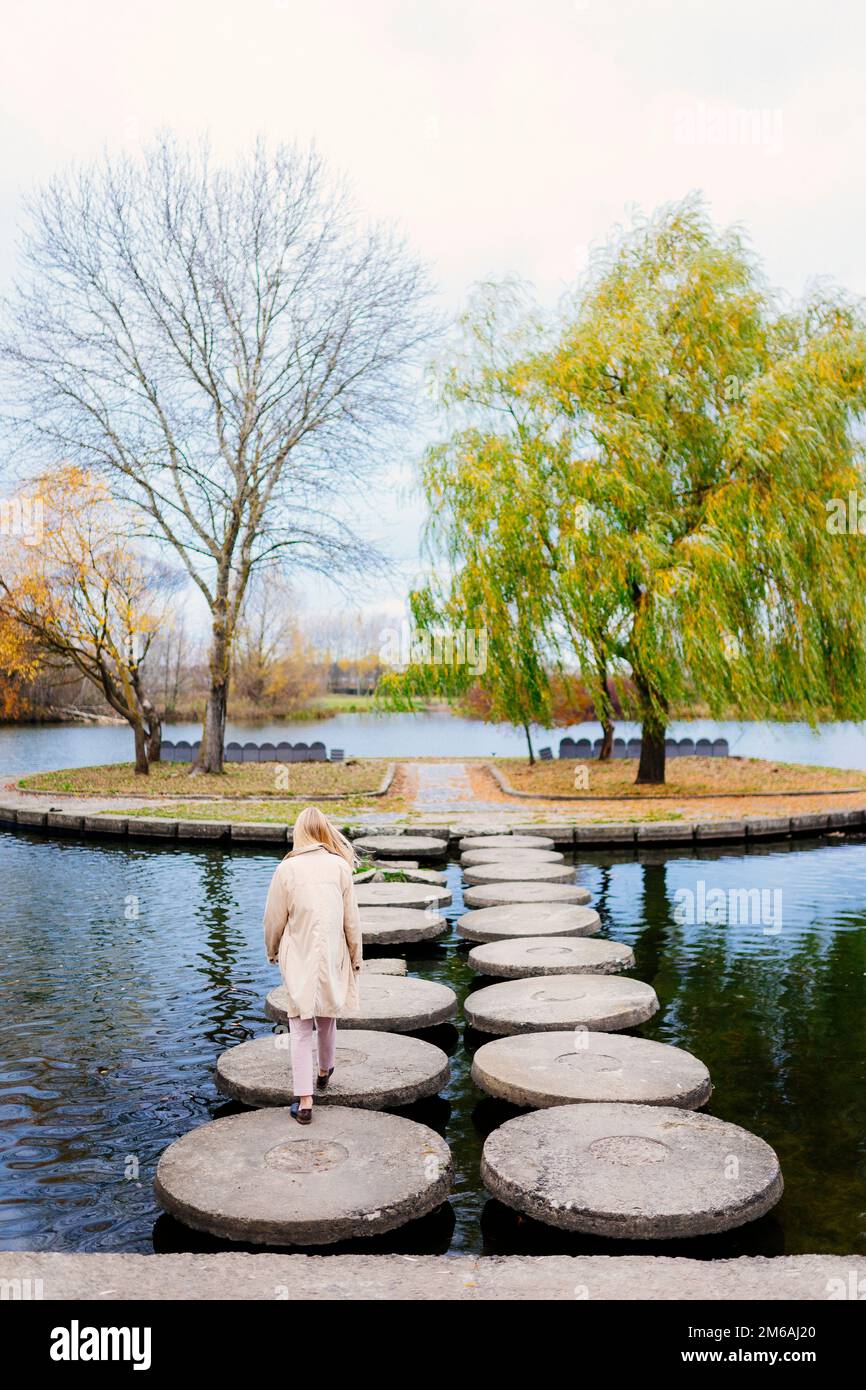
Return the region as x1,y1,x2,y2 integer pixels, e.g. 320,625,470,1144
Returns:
263,805,363,1124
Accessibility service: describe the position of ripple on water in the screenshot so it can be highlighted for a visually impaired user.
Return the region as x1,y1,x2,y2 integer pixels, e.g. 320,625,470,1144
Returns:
0,829,865,1254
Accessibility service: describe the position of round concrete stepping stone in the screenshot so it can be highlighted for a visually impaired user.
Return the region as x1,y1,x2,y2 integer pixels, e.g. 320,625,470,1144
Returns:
398,868,448,886
463,861,576,887
471,1032,711,1109
457,903,601,943
354,835,447,860
480,1103,782,1238
461,848,564,866
463,882,590,909
468,936,634,978
355,882,451,910
216,1030,449,1109
155,1105,452,1245
464,974,658,1034
361,958,407,975
360,907,448,945
266,976,457,1032
459,834,554,851
357,867,447,886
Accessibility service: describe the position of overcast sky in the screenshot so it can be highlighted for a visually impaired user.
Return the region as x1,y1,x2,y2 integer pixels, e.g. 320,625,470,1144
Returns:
2,0,864,622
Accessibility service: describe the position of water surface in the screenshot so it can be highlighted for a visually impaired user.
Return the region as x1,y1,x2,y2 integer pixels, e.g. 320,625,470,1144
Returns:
3,712,866,772
1,829,863,1256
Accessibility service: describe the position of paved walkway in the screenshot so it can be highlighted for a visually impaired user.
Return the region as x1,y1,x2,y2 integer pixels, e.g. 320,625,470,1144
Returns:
410,762,504,815
2,1251,862,1300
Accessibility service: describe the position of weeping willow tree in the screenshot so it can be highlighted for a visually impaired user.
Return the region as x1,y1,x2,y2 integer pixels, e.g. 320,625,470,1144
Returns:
376,285,560,762
408,198,866,783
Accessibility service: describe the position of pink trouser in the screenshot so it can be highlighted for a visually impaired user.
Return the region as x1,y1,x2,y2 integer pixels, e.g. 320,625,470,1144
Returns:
288,1016,337,1098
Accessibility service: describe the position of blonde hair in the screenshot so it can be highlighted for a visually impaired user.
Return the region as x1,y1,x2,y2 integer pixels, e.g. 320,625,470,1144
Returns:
289,805,357,869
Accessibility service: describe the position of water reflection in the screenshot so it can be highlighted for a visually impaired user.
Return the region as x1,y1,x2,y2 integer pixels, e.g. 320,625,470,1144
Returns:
0,829,864,1255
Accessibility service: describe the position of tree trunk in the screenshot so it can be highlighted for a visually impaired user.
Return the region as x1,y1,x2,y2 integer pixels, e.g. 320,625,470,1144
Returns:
201,608,230,774
591,650,615,761
146,714,162,765
132,720,149,774
636,714,666,784
202,682,227,773
598,718,614,761
523,721,535,765
141,692,161,763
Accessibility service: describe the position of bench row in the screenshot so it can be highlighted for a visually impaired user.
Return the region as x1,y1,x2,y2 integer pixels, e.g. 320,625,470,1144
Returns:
161,740,340,763
556,736,729,759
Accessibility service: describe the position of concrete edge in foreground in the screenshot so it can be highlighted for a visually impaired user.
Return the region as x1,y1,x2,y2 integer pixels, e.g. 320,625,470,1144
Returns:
1,1252,863,1301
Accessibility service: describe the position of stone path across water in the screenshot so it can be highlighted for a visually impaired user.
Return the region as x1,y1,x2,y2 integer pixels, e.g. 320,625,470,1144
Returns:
459,834,555,850
266,976,457,1032
461,847,564,866
216,1030,449,1109
355,881,452,910
464,974,659,1034
457,903,602,942
154,1106,452,1245
463,881,591,908
468,935,634,977
354,834,447,859
480,1103,783,1238
462,861,576,886
471,1032,711,1109
360,906,448,945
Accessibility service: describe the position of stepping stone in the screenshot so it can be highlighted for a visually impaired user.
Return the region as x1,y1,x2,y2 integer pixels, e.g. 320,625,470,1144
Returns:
155,1106,452,1245
463,862,576,886
360,907,448,945
266,976,457,1032
464,974,658,1034
356,868,447,887
361,958,407,975
355,882,451,910
354,835,447,860
471,1032,711,1109
468,936,634,977
461,848,564,866
459,835,554,851
216,1030,449,1109
463,882,590,909
457,903,601,943
480,1103,783,1238
399,868,448,886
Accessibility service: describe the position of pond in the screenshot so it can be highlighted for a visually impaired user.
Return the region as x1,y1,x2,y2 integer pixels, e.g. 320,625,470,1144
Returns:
3,712,866,773
1,828,864,1256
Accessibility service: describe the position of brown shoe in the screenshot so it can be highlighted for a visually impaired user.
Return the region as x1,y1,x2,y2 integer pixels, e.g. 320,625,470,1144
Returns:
290,1101,312,1125
316,1067,335,1091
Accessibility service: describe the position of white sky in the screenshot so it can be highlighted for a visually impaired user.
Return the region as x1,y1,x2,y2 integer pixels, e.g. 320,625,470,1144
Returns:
2,0,864,626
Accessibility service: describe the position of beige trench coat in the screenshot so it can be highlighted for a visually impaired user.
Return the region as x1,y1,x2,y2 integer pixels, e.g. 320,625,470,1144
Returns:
262,844,363,1020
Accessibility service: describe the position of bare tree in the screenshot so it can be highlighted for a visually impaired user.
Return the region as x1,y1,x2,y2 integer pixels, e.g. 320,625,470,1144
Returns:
232,569,321,710
144,613,201,719
0,136,434,770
